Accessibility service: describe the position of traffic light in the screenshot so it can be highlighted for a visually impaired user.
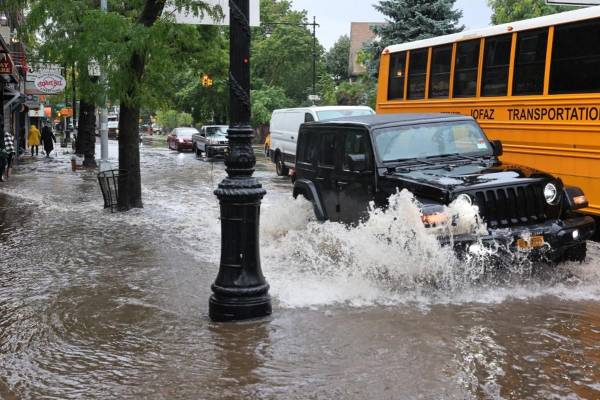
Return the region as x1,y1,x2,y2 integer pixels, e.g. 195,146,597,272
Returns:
57,111,62,118
201,73,213,87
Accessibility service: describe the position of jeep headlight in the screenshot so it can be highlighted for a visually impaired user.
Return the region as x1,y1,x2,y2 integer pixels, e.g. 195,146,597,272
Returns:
544,183,558,204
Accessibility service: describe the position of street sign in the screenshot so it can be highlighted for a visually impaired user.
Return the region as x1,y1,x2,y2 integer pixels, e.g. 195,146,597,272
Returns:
546,0,600,4
34,73,67,94
88,59,101,77
0,51,14,75
308,95,321,102
26,64,64,95
165,0,260,27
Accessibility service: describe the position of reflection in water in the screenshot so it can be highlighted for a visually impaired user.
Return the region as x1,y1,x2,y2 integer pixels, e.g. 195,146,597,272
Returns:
0,142,599,398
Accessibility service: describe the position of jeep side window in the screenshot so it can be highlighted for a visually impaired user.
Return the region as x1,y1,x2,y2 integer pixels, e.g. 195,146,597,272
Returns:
319,132,336,166
298,130,318,164
343,132,370,171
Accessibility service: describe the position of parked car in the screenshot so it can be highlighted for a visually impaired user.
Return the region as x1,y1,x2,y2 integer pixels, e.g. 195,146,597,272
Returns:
269,106,375,176
192,125,229,157
107,119,119,139
292,113,595,262
167,127,198,152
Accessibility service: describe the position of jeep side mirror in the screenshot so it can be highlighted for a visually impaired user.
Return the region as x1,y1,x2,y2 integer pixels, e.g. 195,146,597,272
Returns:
346,154,367,172
491,140,503,157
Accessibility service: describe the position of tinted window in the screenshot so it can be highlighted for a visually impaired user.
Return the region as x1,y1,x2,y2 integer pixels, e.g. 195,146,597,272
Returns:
298,130,318,164
388,52,407,100
407,49,428,100
482,34,512,96
343,131,370,170
513,29,548,95
305,113,315,122
550,19,600,94
453,40,480,98
319,132,336,166
429,45,452,99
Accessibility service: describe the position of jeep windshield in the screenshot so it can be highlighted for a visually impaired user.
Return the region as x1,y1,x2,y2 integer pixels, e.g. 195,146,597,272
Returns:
374,120,493,163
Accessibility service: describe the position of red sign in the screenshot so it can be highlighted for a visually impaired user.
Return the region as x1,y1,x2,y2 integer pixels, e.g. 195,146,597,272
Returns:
0,52,14,75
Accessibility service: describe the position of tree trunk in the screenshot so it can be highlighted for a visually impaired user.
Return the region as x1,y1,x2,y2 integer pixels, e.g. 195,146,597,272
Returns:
116,0,166,211
76,99,97,167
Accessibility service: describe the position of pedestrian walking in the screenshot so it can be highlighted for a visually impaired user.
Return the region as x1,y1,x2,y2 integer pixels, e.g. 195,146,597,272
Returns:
3,130,16,180
41,123,56,158
28,124,41,156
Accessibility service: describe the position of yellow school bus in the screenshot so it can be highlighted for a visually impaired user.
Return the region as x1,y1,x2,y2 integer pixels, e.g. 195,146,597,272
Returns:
376,6,600,223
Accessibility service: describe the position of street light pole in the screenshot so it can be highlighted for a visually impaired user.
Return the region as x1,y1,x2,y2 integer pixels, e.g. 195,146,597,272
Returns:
312,15,317,96
210,0,271,322
98,0,109,171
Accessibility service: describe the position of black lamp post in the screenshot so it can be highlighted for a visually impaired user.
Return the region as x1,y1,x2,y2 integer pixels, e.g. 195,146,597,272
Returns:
210,0,271,322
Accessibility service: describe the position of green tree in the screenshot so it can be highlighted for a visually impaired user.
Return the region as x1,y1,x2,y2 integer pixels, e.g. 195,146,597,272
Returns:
19,0,221,210
326,35,351,84
488,0,576,24
252,0,327,105
364,0,464,78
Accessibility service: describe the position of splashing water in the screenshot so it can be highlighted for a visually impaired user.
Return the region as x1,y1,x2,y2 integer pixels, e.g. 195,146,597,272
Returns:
260,190,600,308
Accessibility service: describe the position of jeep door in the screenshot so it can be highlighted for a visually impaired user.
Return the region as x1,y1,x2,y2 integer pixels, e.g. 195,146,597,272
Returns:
316,130,341,221
335,128,376,223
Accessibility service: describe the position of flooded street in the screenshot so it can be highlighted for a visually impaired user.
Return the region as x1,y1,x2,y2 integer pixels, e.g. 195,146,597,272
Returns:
1,140,600,399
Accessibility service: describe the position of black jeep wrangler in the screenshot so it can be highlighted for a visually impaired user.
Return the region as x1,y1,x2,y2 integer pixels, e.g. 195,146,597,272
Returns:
292,113,595,262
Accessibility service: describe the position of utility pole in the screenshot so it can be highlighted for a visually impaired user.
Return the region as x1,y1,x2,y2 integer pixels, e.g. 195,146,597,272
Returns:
210,0,271,322
98,0,109,171
312,15,317,97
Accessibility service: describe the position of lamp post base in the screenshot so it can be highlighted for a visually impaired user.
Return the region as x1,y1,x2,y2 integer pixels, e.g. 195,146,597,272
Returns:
209,293,272,322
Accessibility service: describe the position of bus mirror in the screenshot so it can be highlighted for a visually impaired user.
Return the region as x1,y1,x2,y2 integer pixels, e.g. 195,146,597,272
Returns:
347,154,367,172
491,140,503,157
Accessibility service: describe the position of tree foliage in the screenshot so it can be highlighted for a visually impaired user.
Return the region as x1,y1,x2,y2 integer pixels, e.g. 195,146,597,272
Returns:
326,35,351,84
487,0,576,24
364,0,464,78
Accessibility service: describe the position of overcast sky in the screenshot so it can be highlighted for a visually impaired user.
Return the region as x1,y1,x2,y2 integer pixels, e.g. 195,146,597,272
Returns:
290,0,493,50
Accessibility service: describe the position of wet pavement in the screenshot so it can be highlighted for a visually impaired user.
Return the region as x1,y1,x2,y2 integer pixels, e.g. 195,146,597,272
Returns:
1,139,600,399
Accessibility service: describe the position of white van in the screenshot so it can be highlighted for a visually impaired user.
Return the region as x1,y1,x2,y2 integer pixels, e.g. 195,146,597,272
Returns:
269,106,375,176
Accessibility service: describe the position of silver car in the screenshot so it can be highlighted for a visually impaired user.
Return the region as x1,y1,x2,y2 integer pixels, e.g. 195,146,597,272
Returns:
192,125,229,157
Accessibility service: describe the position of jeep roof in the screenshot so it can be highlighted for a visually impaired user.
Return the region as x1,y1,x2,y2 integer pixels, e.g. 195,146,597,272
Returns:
303,113,473,129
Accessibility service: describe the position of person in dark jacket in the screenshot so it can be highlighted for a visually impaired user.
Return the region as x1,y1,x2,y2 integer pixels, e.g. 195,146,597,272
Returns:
41,123,56,158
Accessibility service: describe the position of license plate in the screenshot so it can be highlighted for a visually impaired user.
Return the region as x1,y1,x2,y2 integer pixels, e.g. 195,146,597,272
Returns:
517,235,545,250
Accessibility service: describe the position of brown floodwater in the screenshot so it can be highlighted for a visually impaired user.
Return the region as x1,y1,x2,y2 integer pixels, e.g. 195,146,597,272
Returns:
0,140,599,399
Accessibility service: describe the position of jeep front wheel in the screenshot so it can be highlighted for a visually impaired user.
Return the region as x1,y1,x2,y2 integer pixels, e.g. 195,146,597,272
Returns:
275,153,289,177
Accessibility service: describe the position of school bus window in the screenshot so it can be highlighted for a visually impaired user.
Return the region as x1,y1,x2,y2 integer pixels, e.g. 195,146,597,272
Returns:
388,52,407,100
513,29,548,95
550,19,600,94
482,34,512,96
407,48,428,100
453,40,480,98
429,45,452,99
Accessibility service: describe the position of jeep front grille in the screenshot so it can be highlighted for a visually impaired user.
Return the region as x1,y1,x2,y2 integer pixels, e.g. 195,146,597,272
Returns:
471,185,547,228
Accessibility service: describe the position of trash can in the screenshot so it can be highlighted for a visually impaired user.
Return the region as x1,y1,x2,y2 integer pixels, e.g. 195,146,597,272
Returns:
97,169,127,212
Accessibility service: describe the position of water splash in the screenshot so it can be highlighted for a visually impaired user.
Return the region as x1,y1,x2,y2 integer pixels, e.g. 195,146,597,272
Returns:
260,190,600,308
